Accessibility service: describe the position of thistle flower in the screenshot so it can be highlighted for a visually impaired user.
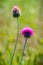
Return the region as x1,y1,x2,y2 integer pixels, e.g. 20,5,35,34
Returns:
10,6,21,65
12,6,21,17
22,27,34,38
19,27,34,65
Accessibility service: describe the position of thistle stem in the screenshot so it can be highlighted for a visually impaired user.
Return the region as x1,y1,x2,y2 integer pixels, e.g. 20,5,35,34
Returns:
10,17,19,65
19,38,27,65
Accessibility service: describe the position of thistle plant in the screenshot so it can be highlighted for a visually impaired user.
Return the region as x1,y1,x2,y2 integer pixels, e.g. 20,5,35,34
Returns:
19,27,34,65
10,6,21,65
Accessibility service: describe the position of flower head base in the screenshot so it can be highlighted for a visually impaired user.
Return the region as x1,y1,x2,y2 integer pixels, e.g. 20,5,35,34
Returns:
21,27,34,38
12,6,21,17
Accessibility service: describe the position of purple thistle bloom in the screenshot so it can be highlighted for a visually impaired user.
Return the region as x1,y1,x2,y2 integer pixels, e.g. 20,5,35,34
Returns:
12,6,21,17
21,27,34,38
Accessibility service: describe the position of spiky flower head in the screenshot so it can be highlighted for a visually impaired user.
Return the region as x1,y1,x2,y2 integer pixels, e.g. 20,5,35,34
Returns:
12,6,21,17
21,27,34,38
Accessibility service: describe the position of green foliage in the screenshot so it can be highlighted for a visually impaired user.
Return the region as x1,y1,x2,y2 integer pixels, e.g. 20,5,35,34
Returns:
0,0,43,65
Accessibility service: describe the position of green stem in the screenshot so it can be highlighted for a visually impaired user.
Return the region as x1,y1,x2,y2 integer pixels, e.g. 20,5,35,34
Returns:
19,38,27,65
10,17,19,65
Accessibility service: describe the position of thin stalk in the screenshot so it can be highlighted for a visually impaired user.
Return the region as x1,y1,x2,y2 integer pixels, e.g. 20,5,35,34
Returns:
19,38,27,65
10,17,19,65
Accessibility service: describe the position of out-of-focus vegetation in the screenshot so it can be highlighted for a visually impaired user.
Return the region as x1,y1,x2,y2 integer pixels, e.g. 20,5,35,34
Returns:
0,0,43,65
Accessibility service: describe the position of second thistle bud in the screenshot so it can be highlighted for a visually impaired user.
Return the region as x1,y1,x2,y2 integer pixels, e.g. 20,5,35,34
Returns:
12,6,21,17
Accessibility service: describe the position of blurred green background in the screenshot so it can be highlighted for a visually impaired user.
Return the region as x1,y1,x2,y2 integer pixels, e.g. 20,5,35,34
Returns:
0,0,43,65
